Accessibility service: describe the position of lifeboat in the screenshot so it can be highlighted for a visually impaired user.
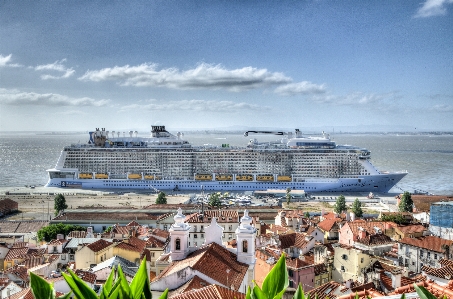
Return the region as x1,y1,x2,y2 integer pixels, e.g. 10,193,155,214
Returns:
215,174,233,181
256,175,274,182
128,173,142,180
79,173,93,179
95,173,109,179
195,174,213,181
277,175,292,182
236,175,253,181
144,174,156,180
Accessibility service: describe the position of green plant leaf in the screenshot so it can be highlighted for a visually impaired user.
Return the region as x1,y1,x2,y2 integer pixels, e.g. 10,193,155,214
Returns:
261,253,289,299
400,294,406,299
30,271,56,299
62,270,98,299
293,284,308,299
117,263,131,297
101,265,116,298
253,284,269,299
414,284,438,299
245,286,252,299
57,292,73,299
129,259,151,299
158,289,169,299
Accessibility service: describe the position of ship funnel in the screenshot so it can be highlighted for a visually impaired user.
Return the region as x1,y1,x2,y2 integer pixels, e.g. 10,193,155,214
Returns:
129,131,133,137
117,132,120,138
134,131,138,137
106,131,109,138
112,131,115,137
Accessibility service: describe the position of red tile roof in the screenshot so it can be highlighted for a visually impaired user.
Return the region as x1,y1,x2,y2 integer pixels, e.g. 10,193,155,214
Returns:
317,219,340,232
155,242,249,291
185,210,239,223
279,232,313,250
47,239,66,245
390,280,453,298
355,233,394,246
170,284,246,299
145,236,166,248
75,269,97,284
5,247,29,261
149,228,170,239
86,239,113,252
396,224,426,234
400,236,453,253
115,242,141,252
307,281,341,299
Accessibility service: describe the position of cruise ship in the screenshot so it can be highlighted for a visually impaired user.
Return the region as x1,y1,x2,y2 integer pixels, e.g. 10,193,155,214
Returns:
46,126,407,192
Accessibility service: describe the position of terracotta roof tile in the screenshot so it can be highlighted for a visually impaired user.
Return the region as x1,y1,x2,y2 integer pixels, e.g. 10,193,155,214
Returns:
317,219,340,232
170,284,246,299
5,247,29,261
307,281,341,299
75,269,97,284
355,233,394,246
400,236,453,253
47,239,66,245
115,242,141,252
155,242,248,291
396,224,426,234
186,210,239,223
86,239,113,252
145,236,166,248
149,228,170,239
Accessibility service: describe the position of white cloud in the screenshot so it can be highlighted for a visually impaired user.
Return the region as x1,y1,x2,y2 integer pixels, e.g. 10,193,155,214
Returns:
430,104,453,112
309,91,401,110
79,63,291,91
274,81,326,96
0,88,109,106
414,0,453,18
0,54,22,67
35,59,75,80
120,99,270,112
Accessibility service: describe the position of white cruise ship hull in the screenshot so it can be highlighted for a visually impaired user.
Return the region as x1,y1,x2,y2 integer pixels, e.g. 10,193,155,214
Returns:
46,172,407,193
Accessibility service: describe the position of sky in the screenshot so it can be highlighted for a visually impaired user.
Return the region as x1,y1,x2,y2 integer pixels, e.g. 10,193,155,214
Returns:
0,0,452,132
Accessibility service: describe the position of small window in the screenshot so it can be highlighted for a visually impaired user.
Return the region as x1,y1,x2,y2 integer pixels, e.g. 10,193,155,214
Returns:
420,251,424,257
194,234,198,238
243,240,248,253
288,269,293,277
175,238,181,250
342,254,348,260
434,254,438,259
341,266,345,272
361,258,364,263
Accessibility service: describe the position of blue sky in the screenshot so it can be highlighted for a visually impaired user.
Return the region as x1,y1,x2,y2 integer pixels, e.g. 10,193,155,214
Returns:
1,1,452,132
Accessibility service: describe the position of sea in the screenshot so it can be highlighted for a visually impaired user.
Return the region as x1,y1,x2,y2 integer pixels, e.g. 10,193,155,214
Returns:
1,131,452,195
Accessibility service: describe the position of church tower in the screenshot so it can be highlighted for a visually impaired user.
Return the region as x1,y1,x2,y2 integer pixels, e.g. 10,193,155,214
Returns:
235,210,256,264
169,208,191,261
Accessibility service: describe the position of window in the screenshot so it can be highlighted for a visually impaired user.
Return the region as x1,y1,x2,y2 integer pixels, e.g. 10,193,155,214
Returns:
420,251,424,257
201,234,204,238
152,252,155,257
341,266,345,272
61,255,66,260
175,238,181,250
229,234,232,239
428,252,431,258
288,269,293,277
434,254,438,259
194,234,198,238
361,258,364,263
412,261,415,266
243,240,248,253
289,281,294,288
342,254,348,260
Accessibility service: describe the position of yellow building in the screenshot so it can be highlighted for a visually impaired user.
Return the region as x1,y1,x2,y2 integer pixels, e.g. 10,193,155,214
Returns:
332,243,376,283
74,239,115,270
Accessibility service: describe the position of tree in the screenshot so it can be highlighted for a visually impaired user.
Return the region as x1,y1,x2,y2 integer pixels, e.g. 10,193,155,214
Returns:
334,195,347,214
351,198,363,218
286,187,292,204
304,211,310,219
381,213,410,225
37,223,86,242
398,191,413,212
54,194,68,216
155,191,167,204
209,192,222,208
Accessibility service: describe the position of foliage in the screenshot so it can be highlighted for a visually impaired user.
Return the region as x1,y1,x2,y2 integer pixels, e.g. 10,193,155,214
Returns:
104,226,112,233
333,195,347,214
304,211,310,219
398,191,413,212
54,194,68,216
286,187,292,204
381,213,411,225
29,249,440,299
37,223,87,242
30,258,168,299
209,192,222,207
351,198,363,218
155,191,167,204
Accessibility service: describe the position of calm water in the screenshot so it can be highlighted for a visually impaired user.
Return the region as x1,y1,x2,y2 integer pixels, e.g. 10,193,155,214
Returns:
1,132,452,195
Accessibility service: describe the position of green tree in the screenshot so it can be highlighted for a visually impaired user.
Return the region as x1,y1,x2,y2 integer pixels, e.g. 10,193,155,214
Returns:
381,213,410,225
334,195,347,214
351,198,363,218
155,191,167,204
54,194,68,216
398,191,413,212
37,223,87,242
304,211,310,219
286,187,292,204
209,192,222,208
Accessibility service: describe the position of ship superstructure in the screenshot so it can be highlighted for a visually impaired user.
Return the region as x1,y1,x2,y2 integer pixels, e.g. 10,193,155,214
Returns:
46,126,407,192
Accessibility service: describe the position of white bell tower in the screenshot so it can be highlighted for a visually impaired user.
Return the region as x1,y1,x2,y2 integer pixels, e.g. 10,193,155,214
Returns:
169,208,191,261
235,210,256,264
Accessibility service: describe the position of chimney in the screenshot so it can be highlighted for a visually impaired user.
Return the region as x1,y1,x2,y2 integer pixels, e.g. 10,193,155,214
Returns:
350,212,356,222
392,272,402,289
345,212,350,222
